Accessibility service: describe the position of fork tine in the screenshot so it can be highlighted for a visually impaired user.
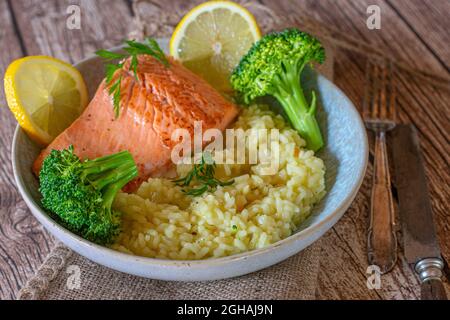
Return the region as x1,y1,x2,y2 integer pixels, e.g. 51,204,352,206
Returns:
379,60,388,120
364,58,397,124
372,61,381,119
363,59,374,120
387,61,397,122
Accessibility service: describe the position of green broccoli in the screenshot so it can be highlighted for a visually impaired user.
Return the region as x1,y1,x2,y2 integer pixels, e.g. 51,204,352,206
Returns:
39,146,138,245
231,28,325,151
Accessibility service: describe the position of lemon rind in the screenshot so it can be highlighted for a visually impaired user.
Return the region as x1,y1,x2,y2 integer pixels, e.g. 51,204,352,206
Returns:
170,1,261,59
4,56,88,145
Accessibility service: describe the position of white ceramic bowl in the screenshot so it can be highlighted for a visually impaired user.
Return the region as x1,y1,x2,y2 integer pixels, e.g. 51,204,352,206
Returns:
12,40,368,281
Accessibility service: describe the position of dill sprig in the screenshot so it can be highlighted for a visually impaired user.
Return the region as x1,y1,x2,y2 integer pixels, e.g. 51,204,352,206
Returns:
173,153,235,196
96,38,169,117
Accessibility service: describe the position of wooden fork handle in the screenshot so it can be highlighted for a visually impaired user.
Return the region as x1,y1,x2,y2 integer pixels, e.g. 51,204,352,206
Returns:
367,131,397,273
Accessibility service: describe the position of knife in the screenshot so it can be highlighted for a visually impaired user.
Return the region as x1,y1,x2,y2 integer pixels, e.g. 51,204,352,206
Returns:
392,124,447,300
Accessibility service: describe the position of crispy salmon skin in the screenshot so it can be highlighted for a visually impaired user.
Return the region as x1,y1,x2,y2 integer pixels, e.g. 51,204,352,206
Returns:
33,55,239,189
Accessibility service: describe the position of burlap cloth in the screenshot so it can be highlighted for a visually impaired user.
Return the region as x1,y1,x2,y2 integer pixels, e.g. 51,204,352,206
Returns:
18,239,323,300
17,1,447,300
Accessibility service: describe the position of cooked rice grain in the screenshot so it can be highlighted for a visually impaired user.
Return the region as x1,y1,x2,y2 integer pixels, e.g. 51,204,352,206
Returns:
111,105,326,260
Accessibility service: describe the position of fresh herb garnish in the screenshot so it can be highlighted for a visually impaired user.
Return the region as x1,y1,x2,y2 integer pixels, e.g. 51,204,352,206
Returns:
96,38,169,117
173,153,234,196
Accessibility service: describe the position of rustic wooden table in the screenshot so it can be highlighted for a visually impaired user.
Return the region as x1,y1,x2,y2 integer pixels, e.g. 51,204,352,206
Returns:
0,0,449,300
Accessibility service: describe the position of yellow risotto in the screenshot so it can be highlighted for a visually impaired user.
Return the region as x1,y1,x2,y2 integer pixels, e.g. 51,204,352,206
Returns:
111,105,326,260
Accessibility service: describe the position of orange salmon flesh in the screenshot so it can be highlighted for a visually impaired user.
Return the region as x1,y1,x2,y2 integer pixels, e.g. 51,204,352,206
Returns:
33,55,239,190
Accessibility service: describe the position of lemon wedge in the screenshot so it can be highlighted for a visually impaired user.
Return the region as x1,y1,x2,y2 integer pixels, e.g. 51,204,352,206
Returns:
4,56,88,145
170,1,260,92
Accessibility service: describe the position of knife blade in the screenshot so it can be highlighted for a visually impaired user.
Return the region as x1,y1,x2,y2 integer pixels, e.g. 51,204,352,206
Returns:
392,124,447,300
392,125,441,263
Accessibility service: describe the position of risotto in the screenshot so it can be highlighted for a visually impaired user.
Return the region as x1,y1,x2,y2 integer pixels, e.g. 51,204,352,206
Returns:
111,105,326,260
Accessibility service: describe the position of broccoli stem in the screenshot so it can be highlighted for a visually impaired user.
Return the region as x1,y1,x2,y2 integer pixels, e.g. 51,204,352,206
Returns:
272,63,324,152
81,151,133,176
81,151,138,209
102,175,135,211
91,162,137,190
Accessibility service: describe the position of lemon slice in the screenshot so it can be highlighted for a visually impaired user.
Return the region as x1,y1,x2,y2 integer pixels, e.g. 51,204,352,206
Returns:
170,1,260,92
4,56,88,145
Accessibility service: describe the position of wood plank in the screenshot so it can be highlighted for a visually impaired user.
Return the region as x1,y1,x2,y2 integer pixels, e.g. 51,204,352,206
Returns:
1,0,134,299
259,0,449,76
10,0,134,64
0,0,55,300
387,0,450,72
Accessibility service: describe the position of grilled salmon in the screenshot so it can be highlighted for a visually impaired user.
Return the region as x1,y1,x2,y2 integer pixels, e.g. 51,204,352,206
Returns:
33,55,239,189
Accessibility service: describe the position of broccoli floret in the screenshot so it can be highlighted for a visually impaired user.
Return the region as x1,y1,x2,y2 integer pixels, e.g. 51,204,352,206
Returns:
39,146,138,245
231,28,325,151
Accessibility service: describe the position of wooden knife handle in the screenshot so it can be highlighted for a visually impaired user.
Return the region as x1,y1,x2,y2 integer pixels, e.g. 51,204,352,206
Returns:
421,279,447,300
367,131,397,273
416,258,448,300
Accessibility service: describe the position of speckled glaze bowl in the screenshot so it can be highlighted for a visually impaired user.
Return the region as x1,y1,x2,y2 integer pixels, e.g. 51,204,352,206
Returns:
12,39,368,281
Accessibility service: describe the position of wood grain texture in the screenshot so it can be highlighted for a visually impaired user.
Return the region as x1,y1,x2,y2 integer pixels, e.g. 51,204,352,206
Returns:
259,0,449,77
387,0,450,72
0,0,449,300
10,0,134,64
0,0,56,300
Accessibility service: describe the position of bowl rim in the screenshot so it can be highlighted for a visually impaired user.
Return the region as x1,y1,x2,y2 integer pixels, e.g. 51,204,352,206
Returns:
11,52,368,269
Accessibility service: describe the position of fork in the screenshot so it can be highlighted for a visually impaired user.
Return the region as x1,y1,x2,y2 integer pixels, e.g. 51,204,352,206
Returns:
363,58,397,274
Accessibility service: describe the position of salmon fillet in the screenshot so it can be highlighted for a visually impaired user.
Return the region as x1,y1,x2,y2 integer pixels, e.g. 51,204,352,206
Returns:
33,55,239,189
